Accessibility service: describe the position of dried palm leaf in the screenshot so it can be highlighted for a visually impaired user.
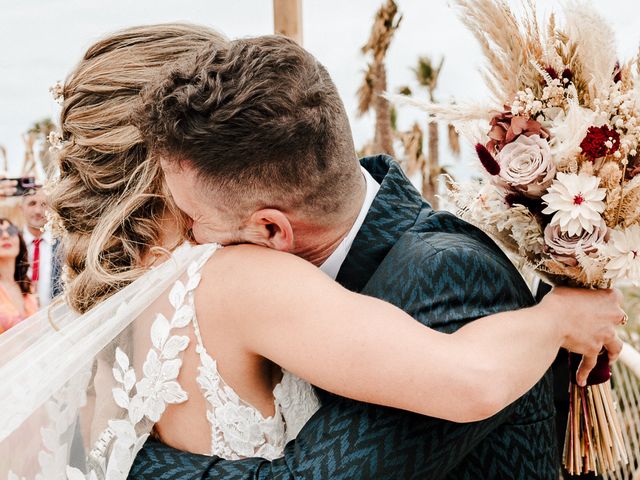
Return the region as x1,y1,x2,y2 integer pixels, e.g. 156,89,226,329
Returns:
362,0,402,63
414,56,445,97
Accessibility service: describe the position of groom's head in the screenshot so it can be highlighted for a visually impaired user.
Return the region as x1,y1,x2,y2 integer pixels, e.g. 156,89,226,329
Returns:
139,35,363,264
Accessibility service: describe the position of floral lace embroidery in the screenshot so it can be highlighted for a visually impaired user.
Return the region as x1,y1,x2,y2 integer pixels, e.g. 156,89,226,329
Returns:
273,372,321,444
190,294,321,460
66,247,216,480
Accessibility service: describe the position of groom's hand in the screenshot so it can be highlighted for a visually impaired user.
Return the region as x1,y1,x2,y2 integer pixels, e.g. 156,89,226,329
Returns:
540,287,624,385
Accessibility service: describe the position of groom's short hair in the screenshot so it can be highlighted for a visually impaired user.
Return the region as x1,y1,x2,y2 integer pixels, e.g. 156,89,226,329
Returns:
138,35,360,218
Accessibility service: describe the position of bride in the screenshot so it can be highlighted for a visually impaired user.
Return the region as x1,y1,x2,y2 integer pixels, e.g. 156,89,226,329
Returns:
0,24,623,479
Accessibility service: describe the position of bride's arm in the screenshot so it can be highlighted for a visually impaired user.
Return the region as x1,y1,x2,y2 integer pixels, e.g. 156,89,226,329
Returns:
198,245,622,423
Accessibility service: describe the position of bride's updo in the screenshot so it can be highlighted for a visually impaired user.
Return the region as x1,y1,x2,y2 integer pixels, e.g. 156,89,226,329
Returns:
50,24,227,313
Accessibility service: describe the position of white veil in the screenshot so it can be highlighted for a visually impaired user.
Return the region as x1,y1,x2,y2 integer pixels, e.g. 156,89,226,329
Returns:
0,242,218,480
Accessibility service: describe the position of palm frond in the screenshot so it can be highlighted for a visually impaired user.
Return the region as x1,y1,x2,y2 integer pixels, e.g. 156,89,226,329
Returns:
362,0,402,62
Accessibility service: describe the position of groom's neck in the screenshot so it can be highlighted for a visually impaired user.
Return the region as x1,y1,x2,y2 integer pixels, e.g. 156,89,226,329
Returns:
290,173,366,267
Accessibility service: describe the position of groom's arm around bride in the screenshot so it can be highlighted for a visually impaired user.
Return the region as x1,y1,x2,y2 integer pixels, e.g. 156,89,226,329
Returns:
132,155,559,480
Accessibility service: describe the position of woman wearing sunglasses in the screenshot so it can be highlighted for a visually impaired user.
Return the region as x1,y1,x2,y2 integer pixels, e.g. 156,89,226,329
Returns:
0,218,37,333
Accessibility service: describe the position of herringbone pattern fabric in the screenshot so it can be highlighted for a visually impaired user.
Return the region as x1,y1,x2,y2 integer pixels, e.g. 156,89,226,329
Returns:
129,155,556,479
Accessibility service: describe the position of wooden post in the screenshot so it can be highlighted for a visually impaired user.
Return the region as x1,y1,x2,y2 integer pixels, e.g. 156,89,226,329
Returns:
273,0,303,44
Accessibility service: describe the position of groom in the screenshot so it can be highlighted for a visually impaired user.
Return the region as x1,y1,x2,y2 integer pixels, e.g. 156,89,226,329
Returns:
132,36,557,479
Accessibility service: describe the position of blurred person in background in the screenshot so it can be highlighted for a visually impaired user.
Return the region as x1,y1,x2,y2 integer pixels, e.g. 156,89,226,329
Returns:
20,188,61,307
0,218,38,333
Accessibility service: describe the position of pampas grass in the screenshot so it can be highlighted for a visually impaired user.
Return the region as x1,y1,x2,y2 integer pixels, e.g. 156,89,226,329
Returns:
453,0,542,104
563,1,618,106
387,94,496,122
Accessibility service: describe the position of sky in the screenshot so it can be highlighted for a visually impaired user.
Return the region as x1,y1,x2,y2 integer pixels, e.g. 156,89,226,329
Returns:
1,0,639,176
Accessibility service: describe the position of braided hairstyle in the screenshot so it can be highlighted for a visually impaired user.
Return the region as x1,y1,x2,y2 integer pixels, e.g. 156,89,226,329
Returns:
49,24,227,313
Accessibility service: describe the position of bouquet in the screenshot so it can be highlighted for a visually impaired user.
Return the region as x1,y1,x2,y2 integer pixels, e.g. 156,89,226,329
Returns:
397,0,640,475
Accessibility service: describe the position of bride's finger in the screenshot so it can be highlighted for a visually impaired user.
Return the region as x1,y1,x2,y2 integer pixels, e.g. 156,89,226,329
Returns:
576,354,597,387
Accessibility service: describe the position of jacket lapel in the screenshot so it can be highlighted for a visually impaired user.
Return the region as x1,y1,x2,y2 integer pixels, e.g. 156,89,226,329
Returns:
336,155,429,292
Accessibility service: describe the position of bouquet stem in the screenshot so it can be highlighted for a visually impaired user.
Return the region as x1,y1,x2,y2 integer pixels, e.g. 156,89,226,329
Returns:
563,353,629,475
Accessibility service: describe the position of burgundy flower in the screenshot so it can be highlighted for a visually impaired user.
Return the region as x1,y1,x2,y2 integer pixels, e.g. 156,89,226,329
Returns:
486,110,550,154
579,125,620,160
541,66,573,85
475,144,500,175
613,61,622,84
505,193,545,215
561,68,573,84
544,66,558,81
626,155,640,179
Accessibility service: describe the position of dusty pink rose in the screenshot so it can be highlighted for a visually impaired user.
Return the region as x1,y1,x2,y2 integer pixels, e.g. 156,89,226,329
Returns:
486,111,549,153
543,222,608,266
495,135,556,198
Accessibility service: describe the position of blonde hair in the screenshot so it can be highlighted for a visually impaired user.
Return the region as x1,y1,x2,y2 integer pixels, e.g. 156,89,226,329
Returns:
50,24,227,313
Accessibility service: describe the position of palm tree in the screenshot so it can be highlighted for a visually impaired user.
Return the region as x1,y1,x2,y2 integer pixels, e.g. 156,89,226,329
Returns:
398,122,425,178
413,56,445,207
357,0,402,157
23,118,56,178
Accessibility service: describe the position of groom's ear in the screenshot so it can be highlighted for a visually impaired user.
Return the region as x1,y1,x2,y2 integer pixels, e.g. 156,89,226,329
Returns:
244,209,295,252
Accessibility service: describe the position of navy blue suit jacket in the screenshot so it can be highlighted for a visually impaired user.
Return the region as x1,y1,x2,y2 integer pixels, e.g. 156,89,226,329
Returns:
130,156,556,479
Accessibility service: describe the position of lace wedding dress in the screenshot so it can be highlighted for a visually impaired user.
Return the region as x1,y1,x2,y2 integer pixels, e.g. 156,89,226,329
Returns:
0,243,320,480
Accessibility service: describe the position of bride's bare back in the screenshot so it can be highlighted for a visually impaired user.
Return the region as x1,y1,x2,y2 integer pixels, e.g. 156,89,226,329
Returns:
153,244,320,459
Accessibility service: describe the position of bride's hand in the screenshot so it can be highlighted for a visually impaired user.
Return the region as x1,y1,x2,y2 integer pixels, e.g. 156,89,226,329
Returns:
538,287,624,385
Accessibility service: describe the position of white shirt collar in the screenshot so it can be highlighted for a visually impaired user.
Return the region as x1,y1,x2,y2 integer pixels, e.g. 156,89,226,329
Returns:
320,167,380,280
22,227,52,245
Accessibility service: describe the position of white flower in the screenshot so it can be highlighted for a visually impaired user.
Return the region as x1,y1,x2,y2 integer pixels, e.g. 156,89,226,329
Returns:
495,134,556,198
49,81,64,104
542,173,606,236
47,131,64,151
548,96,597,166
602,225,640,285
467,183,508,221
495,205,545,255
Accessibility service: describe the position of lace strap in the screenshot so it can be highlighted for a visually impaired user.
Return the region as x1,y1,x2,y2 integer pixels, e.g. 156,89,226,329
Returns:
188,244,220,358
191,301,206,356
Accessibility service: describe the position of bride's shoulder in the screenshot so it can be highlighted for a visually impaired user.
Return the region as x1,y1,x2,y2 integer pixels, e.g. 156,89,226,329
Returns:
193,244,332,331
197,244,318,289
207,243,302,267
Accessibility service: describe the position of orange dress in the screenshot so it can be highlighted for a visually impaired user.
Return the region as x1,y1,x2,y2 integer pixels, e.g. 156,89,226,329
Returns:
0,284,38,334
